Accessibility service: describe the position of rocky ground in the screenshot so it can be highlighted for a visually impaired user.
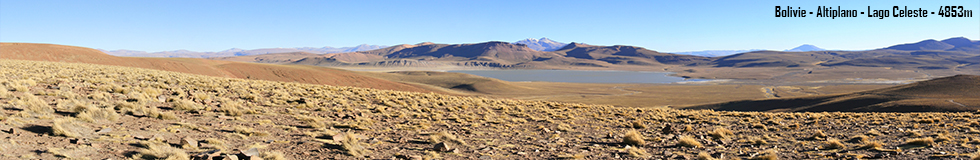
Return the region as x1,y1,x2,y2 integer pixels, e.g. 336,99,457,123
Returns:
1,59,979,160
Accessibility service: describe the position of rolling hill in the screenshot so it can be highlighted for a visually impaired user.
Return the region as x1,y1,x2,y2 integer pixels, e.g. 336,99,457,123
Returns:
213,41,713,70
0,43,431,93
682,75,980,112
100,44,387,58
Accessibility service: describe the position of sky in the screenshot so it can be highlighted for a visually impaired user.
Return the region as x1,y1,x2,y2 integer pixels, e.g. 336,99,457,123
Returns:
1,0,978,53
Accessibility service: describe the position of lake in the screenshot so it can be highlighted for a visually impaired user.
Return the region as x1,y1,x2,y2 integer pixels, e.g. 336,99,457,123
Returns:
447,70,704,83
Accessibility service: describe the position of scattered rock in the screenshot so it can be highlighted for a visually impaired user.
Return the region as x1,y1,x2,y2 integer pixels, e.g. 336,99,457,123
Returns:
193,149,221,160
70,138,84,144
662,124,673,134
181,137,198,148
241,148,259,157
222,154,239,160
96,128,112,134
434,142,452,152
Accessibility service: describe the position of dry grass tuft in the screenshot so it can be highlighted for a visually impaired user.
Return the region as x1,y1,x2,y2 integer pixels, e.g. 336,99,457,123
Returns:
631,121,646,129
622,130,645,146
847,135,869,143
260,151,288,160
905,137,934,146
76,106,120,123
865,129,882,136
556,123,573,132
751,137,768,145
821,139,846,150
19,94,53,117
809,130,828,140
134,142,190,160
430,131,466,146
234,126,269,136
172,99,203,111
708,127,734,140
857,141,884,150
52,118,92,138
748,152,778,160
334,132,370,156
677,135,702,148
697,152,718,160
625,147,649,158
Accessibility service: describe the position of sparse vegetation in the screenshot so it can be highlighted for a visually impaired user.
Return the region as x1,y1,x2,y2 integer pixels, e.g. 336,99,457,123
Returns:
821,139,846,150
677,135,702,148
0,59,977,159
625,146,649,158
708,127,734,140
622,130,645,146
905,137,935,146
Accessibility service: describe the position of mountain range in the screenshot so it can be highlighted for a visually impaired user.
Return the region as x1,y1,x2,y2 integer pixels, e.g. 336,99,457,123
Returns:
670,44,825,57
513,37,568,51
99,38,573,58
215,37,978,70
99,44,388,58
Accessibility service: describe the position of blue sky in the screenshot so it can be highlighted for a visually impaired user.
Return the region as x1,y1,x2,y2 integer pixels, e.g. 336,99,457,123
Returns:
1,0,977,52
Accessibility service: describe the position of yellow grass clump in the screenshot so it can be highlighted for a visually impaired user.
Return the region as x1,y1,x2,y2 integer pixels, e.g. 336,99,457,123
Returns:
677,135,703,148
622,130,645,146
905,137,934,146
708,127,734,140
52,118,92,138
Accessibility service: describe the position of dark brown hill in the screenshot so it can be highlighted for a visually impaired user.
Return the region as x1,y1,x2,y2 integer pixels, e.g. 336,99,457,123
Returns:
682,75,980,112
0,43,432,93
552,42,711,66
358,41,554,63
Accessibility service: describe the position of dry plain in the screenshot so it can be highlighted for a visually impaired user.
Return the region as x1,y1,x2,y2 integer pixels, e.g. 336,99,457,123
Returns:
1,59,980,160
1,43,979,160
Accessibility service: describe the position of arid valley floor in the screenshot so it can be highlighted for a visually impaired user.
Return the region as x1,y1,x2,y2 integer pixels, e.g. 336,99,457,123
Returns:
0,42,979,159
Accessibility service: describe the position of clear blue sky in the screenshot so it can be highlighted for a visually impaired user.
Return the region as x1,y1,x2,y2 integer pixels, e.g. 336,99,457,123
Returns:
1,0,977,52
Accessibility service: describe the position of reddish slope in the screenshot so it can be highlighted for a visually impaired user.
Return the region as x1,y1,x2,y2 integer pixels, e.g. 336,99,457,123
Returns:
0,43,431,93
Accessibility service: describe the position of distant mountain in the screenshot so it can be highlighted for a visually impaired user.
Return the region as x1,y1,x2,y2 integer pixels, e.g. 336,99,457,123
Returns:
550,42,711,66
672,49,763,57
706,37,979,70
514,37,568,51
214,41,712,68
211,37,978,76
100,44,388,58
885,39,955,51
785,44,825,52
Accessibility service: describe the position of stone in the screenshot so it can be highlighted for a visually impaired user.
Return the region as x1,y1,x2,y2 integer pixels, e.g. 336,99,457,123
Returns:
181,137,198,148
662,124,673,134
96,128,112,134
222,154,239,160
434,142,452,152
241,148,260,157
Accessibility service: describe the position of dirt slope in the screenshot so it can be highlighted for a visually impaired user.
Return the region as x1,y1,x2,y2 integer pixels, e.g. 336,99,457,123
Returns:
683,75,980,112
0,43,431,93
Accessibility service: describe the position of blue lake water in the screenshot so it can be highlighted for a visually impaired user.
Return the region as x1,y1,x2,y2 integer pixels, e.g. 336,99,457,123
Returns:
447,70,704,83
